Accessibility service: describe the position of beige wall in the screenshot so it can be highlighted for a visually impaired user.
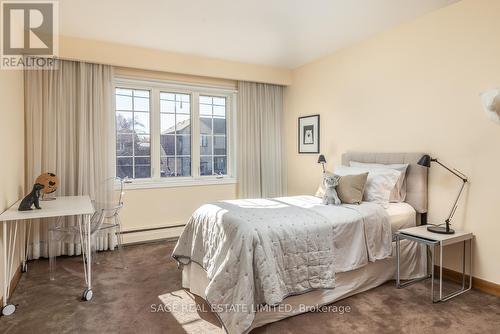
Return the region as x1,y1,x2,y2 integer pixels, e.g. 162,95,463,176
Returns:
120,184,236,244
0,70,25,299
285,0,500,284
59,36,292,86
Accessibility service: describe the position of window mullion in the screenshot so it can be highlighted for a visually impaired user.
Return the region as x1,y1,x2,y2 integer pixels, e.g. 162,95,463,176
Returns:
151,88,161,179
192,92,200,178
211,117,215,176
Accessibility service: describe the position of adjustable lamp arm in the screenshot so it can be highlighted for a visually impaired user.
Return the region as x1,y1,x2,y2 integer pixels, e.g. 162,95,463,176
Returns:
433,159,468,225
432,159,468,182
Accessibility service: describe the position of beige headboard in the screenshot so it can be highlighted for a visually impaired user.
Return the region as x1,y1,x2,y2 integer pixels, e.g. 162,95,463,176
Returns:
341,152,429,223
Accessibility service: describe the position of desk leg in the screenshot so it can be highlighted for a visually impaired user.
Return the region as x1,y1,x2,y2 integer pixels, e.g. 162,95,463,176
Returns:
439,242,443,301
2,221,7,310
461,240,466,289
431,243,435,302
22,220,31,273
87,214,92,290
396,235,400,287
438,239,473,302
2,220,18,316
81,214,93,301
469,238,473,290
396,239,431,289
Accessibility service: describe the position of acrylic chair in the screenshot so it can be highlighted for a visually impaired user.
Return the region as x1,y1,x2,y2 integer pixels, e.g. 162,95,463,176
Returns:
48,177,128,283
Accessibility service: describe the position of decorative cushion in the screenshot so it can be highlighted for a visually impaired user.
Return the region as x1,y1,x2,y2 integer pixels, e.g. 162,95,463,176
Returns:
315,171,368,204
337,173,368,204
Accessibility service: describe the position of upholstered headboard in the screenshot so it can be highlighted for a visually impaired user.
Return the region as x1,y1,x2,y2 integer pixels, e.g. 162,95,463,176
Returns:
341,152,429,224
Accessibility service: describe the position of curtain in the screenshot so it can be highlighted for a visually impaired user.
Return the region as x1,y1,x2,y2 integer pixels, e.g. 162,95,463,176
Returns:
237,81,286,198
24,59,114,259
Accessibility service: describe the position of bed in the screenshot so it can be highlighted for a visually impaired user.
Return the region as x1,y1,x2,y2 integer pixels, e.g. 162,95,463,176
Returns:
172,152,429,334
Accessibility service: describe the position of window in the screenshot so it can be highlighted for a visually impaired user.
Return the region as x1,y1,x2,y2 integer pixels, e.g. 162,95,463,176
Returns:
160,92,191,177
115,88,151,179
114,78,236,187
200,96,227,176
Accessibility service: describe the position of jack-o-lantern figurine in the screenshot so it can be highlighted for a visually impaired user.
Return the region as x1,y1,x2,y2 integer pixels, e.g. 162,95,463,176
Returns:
35,173,60,200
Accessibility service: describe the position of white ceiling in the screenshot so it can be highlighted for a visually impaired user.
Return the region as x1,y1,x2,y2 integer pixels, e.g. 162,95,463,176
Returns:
59,0,459,69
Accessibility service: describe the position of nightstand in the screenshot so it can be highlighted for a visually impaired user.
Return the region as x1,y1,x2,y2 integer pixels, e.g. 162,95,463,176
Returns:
395,225,474,303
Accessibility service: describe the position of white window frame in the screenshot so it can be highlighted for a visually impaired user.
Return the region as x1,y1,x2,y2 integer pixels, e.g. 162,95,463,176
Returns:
113,76,237,189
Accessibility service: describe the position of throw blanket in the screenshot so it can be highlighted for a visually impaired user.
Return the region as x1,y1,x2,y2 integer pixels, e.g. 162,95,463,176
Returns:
172,196,392,334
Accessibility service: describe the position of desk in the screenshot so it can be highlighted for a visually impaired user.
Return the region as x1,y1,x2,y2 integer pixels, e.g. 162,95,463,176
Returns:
0,196,95,316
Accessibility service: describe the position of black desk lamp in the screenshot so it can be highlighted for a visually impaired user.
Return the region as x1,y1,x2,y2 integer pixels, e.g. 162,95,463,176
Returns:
317,154,327,173
417,155,468,234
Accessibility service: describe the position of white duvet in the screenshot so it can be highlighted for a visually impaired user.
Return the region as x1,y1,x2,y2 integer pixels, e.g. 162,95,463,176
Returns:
172,195,392,334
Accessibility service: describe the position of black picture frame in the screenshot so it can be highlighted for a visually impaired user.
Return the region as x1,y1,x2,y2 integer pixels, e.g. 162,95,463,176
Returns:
298,114,320,154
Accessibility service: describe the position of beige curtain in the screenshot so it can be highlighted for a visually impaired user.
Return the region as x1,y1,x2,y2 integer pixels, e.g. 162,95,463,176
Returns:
24,59,114,259
237,81,286,198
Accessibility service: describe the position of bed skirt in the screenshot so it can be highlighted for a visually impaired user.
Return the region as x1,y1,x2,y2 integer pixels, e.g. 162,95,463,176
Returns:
181,239,426,333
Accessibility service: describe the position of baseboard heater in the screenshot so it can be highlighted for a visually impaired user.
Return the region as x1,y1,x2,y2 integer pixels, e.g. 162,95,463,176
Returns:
120,224,185,235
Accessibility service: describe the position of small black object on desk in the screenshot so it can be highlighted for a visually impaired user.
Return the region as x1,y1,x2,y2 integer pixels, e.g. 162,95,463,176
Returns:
18,183,45,211
417,155,468,234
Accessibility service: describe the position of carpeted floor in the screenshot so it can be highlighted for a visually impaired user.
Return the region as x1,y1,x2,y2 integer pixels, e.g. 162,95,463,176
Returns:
1,241,499,334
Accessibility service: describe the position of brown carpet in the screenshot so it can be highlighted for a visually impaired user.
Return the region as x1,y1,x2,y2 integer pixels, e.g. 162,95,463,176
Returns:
1,241,499,334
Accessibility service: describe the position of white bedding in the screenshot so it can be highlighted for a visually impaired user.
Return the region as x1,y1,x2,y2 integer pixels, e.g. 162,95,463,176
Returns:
172,195,393,334
181,237,427,333
387,202,416,233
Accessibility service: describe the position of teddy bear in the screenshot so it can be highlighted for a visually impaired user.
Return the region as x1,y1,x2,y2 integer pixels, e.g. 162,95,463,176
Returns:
322,174,342,205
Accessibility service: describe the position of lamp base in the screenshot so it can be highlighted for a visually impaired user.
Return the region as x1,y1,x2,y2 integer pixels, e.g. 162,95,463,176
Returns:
427,225,455,234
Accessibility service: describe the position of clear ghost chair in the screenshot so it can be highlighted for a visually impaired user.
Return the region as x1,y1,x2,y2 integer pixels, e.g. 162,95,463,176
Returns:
48,177,128,280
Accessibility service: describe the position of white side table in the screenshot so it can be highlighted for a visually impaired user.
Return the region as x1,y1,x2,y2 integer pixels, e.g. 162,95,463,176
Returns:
395,225,473,303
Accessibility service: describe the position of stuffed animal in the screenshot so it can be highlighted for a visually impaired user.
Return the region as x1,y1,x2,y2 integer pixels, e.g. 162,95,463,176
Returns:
322,174,341,205
18,183,45,211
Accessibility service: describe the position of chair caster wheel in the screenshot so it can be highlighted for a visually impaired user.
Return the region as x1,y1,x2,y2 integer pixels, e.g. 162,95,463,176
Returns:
2,303,16,316
82,288,93,301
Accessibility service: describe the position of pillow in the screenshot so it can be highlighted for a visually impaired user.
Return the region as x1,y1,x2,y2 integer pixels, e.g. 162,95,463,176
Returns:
334,166,401,208
349,161,409,202
336,173,368,204
315,172,368,204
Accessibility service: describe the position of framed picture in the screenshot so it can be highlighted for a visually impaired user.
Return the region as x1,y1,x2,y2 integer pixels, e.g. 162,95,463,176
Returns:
298,114,320,154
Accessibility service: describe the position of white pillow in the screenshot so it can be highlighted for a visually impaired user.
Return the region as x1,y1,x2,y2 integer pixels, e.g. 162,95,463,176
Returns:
334,165,401,208
349,161,409,202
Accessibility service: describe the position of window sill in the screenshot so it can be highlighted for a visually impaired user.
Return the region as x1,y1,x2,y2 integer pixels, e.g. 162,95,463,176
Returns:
117,177,237,190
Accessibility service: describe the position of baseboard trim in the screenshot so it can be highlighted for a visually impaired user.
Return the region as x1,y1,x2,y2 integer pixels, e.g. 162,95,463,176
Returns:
434,266,500,297
122,225,184,245
0,264,22,306
123,236,179,246
121,224,186,234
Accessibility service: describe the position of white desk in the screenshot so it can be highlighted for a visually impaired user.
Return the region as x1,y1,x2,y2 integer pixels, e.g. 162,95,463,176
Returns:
0,196,95,316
